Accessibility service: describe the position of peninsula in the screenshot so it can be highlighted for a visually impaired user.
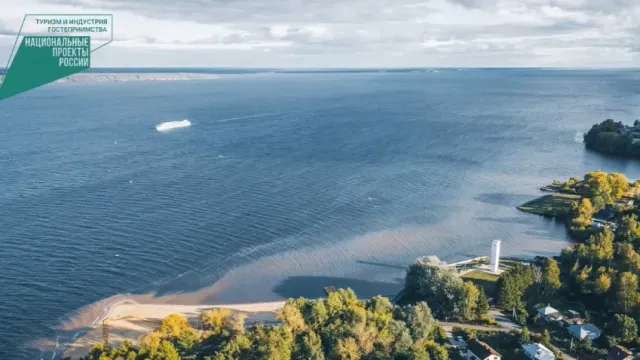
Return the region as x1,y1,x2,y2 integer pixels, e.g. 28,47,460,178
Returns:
518,170,639,240
584,119,640,157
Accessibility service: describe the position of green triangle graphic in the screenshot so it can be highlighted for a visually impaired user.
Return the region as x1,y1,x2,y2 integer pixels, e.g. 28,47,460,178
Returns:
0,36,90,100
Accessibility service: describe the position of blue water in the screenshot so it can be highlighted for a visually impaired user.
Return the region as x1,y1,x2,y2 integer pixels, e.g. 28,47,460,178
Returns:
1,69,639,359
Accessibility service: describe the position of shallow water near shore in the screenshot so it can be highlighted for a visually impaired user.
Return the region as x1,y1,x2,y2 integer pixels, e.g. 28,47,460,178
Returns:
1,69,640,359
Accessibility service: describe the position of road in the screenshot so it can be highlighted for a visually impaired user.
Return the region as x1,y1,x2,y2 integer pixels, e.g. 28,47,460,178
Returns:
439,321,514,332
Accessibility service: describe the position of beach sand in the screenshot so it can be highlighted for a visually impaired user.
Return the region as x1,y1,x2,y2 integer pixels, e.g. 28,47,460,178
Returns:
61,300,285,359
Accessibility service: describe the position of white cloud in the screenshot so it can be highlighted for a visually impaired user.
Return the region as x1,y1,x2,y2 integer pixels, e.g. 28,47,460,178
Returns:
0,0,638,67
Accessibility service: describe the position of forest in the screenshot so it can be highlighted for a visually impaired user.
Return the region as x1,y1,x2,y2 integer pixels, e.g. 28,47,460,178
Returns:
77,287,456,360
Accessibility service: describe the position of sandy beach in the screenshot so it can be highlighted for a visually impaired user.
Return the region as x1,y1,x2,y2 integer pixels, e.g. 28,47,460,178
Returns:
61,300,285,359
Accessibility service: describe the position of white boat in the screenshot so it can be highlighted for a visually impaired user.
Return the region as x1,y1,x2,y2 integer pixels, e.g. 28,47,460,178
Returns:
156,119,191,132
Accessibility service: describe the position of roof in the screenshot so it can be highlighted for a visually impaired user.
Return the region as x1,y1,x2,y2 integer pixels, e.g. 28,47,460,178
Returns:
467,339,501,359
568,324,601,339
522,343,555,360
563,318,584,325
594,206,616,221
537,305,560,316
323,286,337,295
608,345,633,360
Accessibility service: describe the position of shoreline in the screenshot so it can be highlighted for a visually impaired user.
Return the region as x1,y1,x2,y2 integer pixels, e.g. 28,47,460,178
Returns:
60,300,286,359
59,254,531,359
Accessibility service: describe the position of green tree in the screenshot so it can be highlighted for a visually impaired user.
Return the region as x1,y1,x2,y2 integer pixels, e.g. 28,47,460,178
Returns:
293,330,325,360
407,346,431,360
460,281,480,321
616,272,639,314
200,308,232,334
594,272,612,294
388,319,413,356
405,302,435,341
497,264,534,311
365,295,394,332
592,195,606,210
616,243,640,273
612,314,638,343
543,258,561,289
336,337,361,360
617,215,640,244
138,335,181,360
584,171,613,202
225,313,247,335
581,337,593,352
423,340,449,360
403,257,465,320
211,333,252,360
608,173,630,199
586,228,615,263
177,327,198,358
572,198,595,229
519,327,531,344
277,301,307,332
541,329,551,347
159,313,191,338
299,299,328,330
475,288,489,319
247,324,294,360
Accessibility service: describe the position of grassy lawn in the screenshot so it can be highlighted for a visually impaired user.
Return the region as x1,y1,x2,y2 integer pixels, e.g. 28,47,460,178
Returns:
500,259,531,269
517,194,581,217
462,270,499,295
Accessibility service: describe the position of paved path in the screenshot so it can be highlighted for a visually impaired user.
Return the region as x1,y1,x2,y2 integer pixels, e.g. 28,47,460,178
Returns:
488,309,522,331
438,321,513,332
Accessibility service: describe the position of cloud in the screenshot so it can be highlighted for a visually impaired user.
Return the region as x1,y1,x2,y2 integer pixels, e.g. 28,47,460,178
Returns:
2,0,638,67
0,21,18,36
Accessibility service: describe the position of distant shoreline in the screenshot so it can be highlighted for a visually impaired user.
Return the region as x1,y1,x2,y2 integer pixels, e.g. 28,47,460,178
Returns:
0,73,221,83
57,73,221,82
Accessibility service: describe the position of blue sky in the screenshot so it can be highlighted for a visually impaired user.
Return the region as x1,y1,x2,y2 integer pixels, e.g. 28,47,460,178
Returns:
0,0,638,68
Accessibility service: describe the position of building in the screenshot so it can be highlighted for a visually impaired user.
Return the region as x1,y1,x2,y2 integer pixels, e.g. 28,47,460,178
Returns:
568,323,601,340
323,286,337,296
566,310,580,319
607,345,633,360
593,205,616,222
464,339,501,360
521,343,556,360
563,317,584,326
536,305,564,322
614,199,634,207
490,240,501,274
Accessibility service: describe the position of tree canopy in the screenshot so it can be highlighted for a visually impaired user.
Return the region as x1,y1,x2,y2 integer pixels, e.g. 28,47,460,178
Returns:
81,289,450,360
583,119,640,158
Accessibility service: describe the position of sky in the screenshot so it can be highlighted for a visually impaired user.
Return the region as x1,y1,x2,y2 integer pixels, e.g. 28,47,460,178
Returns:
0,0,638,68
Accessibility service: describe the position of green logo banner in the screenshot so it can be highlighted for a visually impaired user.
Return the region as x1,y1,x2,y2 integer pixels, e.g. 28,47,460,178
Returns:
0,14,112,100
0,36,90,100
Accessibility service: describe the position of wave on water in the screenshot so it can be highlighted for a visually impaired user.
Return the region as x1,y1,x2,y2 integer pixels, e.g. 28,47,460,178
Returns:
574,131,584,143
156,119,191,132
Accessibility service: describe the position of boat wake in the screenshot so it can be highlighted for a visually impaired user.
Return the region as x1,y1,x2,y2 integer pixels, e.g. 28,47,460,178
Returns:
156,119,191,132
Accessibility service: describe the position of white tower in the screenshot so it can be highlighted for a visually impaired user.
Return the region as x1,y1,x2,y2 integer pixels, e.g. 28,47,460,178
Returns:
490,240,501,274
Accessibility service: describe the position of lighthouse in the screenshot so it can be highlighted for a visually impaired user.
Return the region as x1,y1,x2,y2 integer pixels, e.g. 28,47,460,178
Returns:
490,240,501,274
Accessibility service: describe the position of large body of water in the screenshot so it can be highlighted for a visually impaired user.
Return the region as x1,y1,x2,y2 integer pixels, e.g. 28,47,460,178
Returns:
1,69,639,359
